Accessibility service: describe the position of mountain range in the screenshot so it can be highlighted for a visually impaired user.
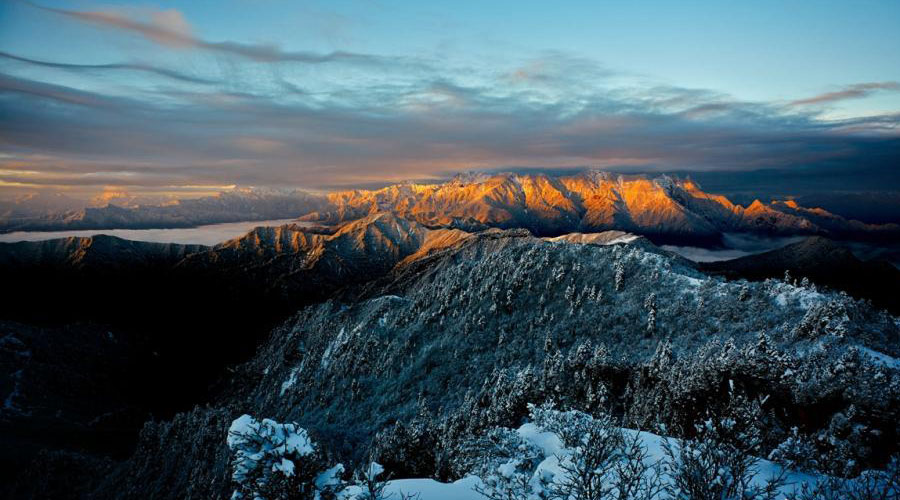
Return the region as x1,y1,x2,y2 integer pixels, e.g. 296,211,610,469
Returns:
3,173,897,247
0,188,327,233
305,172,898,243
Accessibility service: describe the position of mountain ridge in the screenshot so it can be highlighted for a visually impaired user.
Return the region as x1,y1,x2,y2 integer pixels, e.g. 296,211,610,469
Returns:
0,188,329,233
5,172,896,246
701,235,900,313
305,171,898,244
0,234,207,270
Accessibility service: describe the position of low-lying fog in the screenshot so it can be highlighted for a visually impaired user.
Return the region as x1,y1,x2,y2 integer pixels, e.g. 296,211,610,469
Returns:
665,232,900,268
662,233,805,262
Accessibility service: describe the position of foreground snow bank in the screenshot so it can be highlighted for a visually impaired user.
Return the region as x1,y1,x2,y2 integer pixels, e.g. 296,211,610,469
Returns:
382,477,483,500
226,409,897,500
384,426,820,500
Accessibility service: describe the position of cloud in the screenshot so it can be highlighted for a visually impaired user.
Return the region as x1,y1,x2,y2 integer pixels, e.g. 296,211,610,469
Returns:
28,2,195,47
28,2,390,65
0,51,219,85
0,73,128,108
790,82,900,106
663,233,806,262
506,52,614,86
2,6,899,196
3,64,899,195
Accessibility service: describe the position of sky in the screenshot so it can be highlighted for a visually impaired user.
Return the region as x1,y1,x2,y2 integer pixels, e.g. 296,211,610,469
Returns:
0,0,899,200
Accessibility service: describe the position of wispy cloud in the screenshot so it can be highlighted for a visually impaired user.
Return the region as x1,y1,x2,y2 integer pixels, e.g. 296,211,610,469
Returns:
0,51,219,85
0,73,127,108
28,2,389,65
790,82,900,106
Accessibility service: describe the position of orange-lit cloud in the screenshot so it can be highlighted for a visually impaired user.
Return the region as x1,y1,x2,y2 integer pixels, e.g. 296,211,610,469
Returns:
29,2,386,65
29,3,194,48
790,82,900,106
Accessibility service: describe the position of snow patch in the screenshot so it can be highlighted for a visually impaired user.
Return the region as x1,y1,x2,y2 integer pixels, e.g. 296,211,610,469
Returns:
859,347,900,369
280,366,300,396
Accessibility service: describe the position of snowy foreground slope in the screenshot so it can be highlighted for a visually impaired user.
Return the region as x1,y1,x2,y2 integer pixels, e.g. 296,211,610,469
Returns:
226,403,893,500
379,426,819,500
364,427,822,500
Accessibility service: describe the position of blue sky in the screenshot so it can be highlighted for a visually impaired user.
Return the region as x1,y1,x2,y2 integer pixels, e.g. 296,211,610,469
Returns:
0,0,898,197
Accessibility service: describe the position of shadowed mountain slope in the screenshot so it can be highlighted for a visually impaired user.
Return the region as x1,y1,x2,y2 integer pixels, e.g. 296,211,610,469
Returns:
0,214,491,488
700,236,900,313
0,235,206,270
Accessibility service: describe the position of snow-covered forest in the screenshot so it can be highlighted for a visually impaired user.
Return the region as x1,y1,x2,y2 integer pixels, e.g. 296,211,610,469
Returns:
85,228,898,499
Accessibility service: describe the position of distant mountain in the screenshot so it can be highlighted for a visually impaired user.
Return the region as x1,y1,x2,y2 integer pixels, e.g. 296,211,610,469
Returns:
794,191,900,225
0,192,87,214
0,235,205,270
700,236,900,313
0,188,328,233
305,172,898,244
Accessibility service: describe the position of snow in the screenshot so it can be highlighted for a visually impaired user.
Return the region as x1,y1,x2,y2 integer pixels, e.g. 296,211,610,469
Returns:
859,346,900,369
227,415,316,499
280,366,299,396
315,464,345,491
372,424,826,499
321,327,347,368
516,422,563,456
226,414,256,446
383,477,483,500
607,234,641,244
372,295,405,302
680,275,705,288
273,458,295,477
775,293,789,307
618,429,821,495
366,462,385,482
496,459,519,478
771,282,826,310
282,426,315,455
